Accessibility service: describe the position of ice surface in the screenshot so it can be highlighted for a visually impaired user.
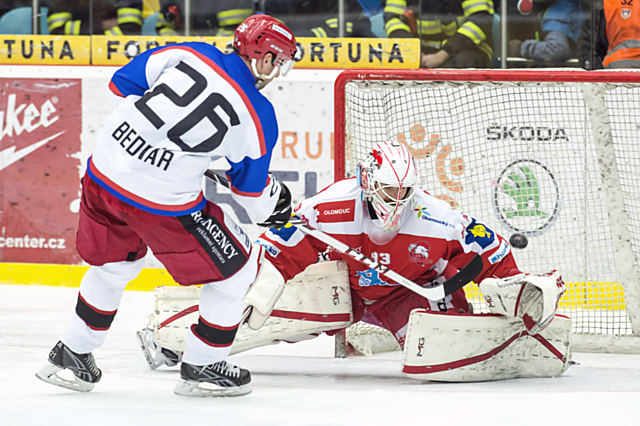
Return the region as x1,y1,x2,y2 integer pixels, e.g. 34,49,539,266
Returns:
2,285,639,426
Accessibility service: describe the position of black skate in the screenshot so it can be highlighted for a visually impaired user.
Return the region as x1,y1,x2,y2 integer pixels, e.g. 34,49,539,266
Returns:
136,328,182,370
174,360,252,397
35,341,102,392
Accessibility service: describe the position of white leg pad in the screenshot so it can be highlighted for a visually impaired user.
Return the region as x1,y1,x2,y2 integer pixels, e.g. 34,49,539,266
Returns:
147,260,352,355
402,310,571,382
147,286,201,353
231,260,352,355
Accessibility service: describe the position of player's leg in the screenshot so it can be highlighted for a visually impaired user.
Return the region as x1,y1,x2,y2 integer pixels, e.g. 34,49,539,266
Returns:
176,248,259,397
136,202,256,397
36,176,148,392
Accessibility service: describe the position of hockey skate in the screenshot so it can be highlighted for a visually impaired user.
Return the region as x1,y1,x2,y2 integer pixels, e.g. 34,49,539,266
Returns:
136,328,182,370
174,360,252,397
35,341,102,392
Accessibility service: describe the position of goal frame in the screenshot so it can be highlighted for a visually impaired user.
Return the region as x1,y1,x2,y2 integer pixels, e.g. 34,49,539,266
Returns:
335,68,640,182
333,69,640,356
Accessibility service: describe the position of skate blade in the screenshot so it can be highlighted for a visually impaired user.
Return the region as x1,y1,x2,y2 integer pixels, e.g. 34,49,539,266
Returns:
136,329,163,371
35,363,95,392
174,379,252,397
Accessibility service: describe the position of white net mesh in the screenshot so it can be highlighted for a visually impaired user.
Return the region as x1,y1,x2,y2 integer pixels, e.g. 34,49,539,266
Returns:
339,73,640,353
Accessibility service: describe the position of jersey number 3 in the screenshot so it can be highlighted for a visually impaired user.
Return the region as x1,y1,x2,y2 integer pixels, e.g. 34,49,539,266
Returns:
135,61,240,153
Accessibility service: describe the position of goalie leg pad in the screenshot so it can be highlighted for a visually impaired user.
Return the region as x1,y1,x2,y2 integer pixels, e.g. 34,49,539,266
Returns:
402,310,571,382
146,261,353,357
231,260,353,355
147,285,201,353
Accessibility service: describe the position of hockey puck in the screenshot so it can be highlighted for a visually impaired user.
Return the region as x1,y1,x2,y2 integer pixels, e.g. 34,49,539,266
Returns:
509,233,528,249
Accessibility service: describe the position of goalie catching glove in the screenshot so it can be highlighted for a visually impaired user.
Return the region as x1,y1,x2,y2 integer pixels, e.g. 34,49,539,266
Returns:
479,270,566,335
257,179,292,228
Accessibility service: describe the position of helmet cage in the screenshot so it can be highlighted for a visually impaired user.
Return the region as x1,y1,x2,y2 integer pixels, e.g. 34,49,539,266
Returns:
357,141,419,231
250,50,294,81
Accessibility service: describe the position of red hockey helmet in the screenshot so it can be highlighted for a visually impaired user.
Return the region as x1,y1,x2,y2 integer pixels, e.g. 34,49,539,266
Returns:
234,14,297,77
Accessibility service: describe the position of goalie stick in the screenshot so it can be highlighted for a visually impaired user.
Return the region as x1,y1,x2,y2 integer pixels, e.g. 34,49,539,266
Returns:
204,169,483,302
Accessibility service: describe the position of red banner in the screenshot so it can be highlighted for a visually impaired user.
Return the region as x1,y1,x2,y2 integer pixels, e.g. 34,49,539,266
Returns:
0,79,82,264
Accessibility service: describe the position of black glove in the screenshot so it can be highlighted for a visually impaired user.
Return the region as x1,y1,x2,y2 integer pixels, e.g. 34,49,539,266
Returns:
257,182,292,228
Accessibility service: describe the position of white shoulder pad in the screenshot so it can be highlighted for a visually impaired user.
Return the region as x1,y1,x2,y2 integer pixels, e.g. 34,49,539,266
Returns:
402,310,571,382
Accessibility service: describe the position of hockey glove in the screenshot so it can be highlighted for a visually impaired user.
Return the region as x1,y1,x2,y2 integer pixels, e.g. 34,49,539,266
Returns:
257,182,292,228
479,270,566,335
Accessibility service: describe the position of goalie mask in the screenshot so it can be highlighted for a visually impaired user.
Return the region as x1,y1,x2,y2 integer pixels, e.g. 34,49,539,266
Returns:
357,141,420,231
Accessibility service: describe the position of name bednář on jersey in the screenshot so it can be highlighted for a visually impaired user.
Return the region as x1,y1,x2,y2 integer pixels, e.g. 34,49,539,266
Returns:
258,178,518,302
90,42,280,220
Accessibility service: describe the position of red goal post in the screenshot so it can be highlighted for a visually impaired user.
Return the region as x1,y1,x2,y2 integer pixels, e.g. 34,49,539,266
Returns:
333,69,640,355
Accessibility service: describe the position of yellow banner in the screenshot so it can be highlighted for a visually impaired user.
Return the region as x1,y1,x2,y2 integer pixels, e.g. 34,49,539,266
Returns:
91,35,420,68
295,37,420,69
0,35,90,65
91,35,232,66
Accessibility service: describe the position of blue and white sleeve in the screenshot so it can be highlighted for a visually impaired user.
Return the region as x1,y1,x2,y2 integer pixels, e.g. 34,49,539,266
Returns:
226,153,281,224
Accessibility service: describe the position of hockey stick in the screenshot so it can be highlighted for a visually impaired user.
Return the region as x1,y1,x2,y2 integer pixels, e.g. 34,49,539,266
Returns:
204,170,483,301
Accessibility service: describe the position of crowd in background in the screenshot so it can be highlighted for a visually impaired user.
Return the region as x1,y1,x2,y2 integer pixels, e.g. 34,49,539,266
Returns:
0,0,638,69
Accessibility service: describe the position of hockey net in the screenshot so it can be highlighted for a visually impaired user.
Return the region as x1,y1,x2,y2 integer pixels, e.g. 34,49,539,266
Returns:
334,69,640,356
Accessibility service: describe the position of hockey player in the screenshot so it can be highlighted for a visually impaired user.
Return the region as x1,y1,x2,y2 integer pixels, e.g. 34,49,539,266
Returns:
139,141,570,382
35,14,297,397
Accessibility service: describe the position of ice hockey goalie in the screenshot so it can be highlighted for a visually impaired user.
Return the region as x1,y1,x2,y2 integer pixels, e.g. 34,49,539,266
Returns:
138,141,572,382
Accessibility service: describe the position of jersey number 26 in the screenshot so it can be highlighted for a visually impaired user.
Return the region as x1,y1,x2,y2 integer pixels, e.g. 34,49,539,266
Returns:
135,61,241,153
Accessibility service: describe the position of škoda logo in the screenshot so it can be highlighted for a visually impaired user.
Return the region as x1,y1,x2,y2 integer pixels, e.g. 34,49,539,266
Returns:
492,159,561,237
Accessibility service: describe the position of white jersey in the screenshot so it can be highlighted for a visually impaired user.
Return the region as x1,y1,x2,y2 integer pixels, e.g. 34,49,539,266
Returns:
259,179,518,302
89,42,281,220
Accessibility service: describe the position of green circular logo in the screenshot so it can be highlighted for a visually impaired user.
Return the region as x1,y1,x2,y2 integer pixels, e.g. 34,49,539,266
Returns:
492,159,561,237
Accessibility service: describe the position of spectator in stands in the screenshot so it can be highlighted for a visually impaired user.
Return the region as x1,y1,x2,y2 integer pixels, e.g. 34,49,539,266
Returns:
47,0,143,35
579,0,640,69
155,0,253,36
357,0,384,17
260,0,374,38
508,0,586,67
382,0,494,68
